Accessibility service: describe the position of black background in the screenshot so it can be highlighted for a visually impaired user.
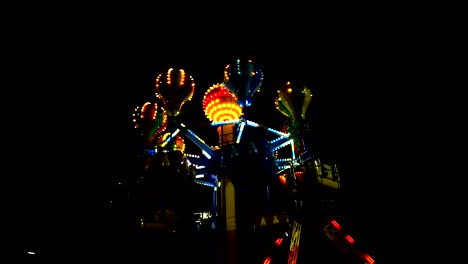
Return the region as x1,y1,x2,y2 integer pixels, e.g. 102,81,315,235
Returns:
4,6,422,263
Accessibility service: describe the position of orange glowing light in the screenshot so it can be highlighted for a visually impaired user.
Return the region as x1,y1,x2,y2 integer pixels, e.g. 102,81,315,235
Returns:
363,253,375,264
263,256,272,264
279,174,287,185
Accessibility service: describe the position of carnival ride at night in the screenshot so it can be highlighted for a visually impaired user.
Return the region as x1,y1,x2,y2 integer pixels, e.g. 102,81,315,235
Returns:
108,59,376,264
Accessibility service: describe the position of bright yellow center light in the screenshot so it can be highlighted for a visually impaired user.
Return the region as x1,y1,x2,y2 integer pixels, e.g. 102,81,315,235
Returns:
202,83,242,123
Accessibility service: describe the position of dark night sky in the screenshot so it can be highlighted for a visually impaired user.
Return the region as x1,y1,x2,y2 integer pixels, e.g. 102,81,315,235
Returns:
5,10,422,262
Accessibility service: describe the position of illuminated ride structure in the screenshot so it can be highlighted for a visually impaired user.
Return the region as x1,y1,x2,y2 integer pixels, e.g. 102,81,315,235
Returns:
109,60,376,264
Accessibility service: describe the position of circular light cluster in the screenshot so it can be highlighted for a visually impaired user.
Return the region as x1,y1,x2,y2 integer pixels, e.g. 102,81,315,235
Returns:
202,83,242,122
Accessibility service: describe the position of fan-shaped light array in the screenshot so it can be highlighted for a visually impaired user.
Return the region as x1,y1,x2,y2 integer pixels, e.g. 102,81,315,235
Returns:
202,83,242,123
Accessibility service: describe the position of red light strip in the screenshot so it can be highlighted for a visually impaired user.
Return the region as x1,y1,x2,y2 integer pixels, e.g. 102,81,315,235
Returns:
331,219,341,230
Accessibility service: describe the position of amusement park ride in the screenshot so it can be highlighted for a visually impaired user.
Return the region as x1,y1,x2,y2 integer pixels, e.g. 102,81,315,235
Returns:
108,59,376,264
